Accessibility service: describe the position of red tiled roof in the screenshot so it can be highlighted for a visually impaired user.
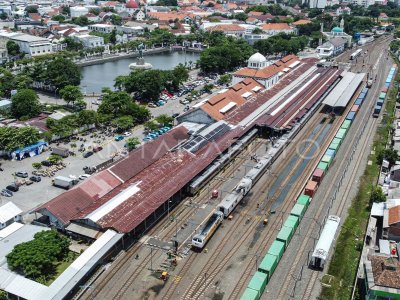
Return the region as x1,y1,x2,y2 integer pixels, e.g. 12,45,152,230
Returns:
389,205,400,225
292,19,312,26
207,24,245,32
109,126,189,182
262,23,291,31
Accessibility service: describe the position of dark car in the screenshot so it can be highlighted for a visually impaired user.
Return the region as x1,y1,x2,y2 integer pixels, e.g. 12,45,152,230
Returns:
30,175,41,182
1,189,12,197
172,113,180,118
93,146,103,153
15,171,28,178
6,184,19,192
41,160,53,167
83,151,94,158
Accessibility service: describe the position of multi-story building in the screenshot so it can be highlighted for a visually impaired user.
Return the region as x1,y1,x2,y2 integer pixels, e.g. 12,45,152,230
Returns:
70,6,89,18
73,34,104,48
0,32,53,57
88,24,115,34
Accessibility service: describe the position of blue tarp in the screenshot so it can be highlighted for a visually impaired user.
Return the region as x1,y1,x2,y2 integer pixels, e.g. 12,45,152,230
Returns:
11,141,48,160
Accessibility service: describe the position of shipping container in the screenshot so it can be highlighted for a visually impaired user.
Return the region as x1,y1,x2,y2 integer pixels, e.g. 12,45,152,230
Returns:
241,287,259,300
328,142,339,153
354,98,363,106
362,87,369,94
326,149,335,157
335,129,346,139
359,92,366,99
351,105,359,113
382,87,388,93
385,82,390,88
341,120,351,129
312,168,324,184
258,253,278,278
290,203,306,218
297,194,311,208
284,215,299,229
321,155,333,167
332,137,342,146
305,180,318,197
248,271,268,294
346,112,355,121
268,240,285,260
277,225,294,248
317,161,329,172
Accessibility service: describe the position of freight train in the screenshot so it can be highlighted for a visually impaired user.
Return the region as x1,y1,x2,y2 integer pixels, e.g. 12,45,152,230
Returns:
373,65,396,118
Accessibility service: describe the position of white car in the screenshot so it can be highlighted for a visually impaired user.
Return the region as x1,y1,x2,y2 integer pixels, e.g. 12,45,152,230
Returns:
123,131,132,137
79,174,91,180
69,175,77,180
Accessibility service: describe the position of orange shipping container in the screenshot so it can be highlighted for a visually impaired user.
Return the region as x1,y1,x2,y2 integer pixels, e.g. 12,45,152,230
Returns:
312,169,324,184
305,180,318,197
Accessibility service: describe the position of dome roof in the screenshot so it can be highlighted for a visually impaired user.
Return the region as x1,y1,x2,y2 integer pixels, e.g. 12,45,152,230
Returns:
332,27,343,33
248,52,267,64
126,0,139,8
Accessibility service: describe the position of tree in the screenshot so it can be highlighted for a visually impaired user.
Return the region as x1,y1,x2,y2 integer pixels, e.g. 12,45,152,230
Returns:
59,85,83,107
110,29,117,45
6,230,70,280
72,16,89,26
125,137,140,151
61,6,70,16
0,12,8,20
25,6,38,14
110,14,122,26
64,37,84,51
234,12,248,22
377,148,399,166
370,186,386,204
144,120,159,131
0,68,16,97
218,74,232,85
46,58,82,90
6,40,20,56
0,126,41,151
11,89,41,119
112,115,134,130
155,114,173,126
171,64,189,89
15,73,33,90
252,27,263,34
77,110,98,126
51,14,65,22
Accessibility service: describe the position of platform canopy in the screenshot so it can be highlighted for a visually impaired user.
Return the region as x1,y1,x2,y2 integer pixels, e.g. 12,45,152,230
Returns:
322,72,365,108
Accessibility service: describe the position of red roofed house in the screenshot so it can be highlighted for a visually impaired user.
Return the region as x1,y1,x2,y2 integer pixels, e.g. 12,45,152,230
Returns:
207,24,246,38
262,23,294,35
292,19,312,26
385,205,400,241
126,0,139,14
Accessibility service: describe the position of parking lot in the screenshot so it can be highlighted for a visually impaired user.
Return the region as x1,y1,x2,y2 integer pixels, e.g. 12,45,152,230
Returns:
2,74,223,217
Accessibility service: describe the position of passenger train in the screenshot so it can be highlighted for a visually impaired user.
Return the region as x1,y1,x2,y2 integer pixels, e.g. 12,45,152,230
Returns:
350,49,362,60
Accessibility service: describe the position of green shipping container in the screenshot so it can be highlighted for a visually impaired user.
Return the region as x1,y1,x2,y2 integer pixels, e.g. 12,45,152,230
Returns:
379,92,386,100
290,203,306,218
332,137,342,146
317,161,328,172
268,240,285,260
297,194,311,208
341,120,351,129
321,155,333,167
248,271,268,294
276,225,294,248
258,253,278,278
329,141,339,152
335,128,347,139
241,287,259,300
284,215,299,229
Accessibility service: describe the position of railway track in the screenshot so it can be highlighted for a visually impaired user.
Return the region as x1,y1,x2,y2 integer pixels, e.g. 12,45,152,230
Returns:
273,44,390,300
178,107,340,299
81,138,265,300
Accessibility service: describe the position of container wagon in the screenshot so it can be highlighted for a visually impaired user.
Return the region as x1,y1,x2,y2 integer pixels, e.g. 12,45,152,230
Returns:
305,180,318,197
310,215,340,270
373,105,382,118
258,253,278,280
247,271,268,296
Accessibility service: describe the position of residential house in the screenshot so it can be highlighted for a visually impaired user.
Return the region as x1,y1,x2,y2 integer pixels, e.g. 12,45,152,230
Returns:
379,13,389,23
207,24,246,38
317,37,347,58
88,24,115,33
73,34,104,48
262,23,295,35
70,6,89,18
125,0,139,14
133,10,146,21
336,6,351,15
85,13,100,22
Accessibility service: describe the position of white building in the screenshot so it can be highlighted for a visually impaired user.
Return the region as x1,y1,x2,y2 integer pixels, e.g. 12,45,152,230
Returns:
0,32,53,57
134,10,146,21
350,0,374,7
88,24,115,33
0,202,22,229
73,34,104,48
70,6,89,18
317,37,347,58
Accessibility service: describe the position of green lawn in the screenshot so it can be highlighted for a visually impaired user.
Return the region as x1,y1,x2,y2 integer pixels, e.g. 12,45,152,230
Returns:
319,62,398,300
45,251,79,286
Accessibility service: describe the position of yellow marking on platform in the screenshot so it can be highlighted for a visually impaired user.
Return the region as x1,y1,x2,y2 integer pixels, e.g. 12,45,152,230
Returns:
174,276,181,284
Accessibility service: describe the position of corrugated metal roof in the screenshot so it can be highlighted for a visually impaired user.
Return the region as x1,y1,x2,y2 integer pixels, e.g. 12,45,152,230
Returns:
0,222,23,240
322,72,365,107
0,202,22,223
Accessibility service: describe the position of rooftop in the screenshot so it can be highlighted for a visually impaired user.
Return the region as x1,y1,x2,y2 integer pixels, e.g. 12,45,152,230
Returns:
370,255,400,289
0,202,22,224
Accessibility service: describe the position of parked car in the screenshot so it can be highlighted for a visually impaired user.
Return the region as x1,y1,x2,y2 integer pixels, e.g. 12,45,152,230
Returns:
6,184,19,192
79,174,91,180
30,175,41,182
41,160,53,167
25,180,33,185
172,113,180,118
1,189,12,197
83,151,94,158
15,171,28,178
143,137,153,142
123,131,132,137
148,103,157,108
115,135,124,141
93,146,103,153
